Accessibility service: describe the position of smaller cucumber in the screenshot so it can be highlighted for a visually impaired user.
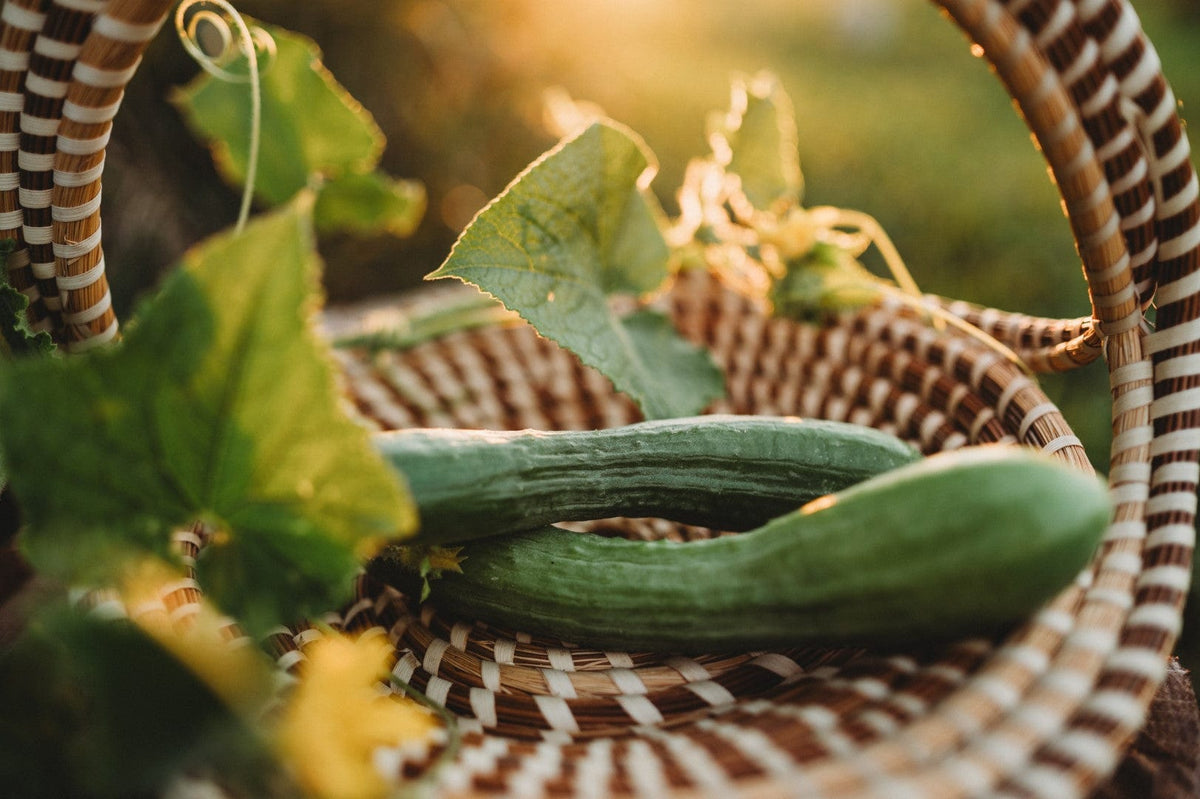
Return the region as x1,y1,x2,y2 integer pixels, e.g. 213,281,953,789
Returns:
376,415,920,544
371,446,1109,652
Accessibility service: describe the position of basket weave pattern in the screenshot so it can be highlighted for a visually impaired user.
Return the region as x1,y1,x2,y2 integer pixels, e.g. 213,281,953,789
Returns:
6,0,1200,796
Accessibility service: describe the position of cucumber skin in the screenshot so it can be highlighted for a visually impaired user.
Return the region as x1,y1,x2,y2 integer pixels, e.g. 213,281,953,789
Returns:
375,415,921,544
372,447,1110,652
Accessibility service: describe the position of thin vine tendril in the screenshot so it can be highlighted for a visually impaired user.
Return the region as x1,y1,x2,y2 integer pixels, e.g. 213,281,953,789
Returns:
175,0,275,233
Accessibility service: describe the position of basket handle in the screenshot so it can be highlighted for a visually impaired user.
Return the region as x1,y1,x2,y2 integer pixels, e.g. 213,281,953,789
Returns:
0,0,172,351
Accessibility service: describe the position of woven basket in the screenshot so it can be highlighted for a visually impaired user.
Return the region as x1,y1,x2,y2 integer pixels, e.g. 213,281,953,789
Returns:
8,0,1200,797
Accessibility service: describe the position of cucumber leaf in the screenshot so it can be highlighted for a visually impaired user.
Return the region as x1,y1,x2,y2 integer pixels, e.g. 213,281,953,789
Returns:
313,170,426,237
172,24,385,206
0,199,415,634
711,72,803,211
429,120,724,419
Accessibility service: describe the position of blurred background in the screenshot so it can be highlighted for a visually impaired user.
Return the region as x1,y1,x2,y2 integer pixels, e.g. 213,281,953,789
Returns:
102,0,1200,468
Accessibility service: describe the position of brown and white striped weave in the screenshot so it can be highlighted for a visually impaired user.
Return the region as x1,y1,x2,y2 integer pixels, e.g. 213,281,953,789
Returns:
35,0,1200,796
0,0,171,350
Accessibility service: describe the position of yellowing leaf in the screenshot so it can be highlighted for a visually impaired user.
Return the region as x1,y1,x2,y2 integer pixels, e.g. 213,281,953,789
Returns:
0,199,416,635
278,633,438,799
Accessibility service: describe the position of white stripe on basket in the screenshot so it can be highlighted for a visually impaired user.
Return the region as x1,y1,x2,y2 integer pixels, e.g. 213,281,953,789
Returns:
91,15,164,44
54,0,108,12
1150,386,1200,420
607,668,647,696
617,694,664,727
1082,688,1151,731
468,686,497,728
436,736,510,795
492,637,516,665
23,72,68,100
637,727,736,797
52,224,101,260
19,112,60,139
889,691,930,719
74,316,123,350
939,755,997,797
1110,424,1153,457
421,637,448,675
546,647,575,672
479,659,501,693
63,98,122,126
1138,564,1192,592
18,150,54,171
63,290,111,325
696,719,800,781
571,739,615,799
664,656,711,683
32,35,80,61
506,742,564,799
54,159,105,187
1146,489,1198,517
533,695,580,735
0,2,44,31
29,256,54,277
1160,219,1200,262
1009,762,1079,798
1145,316,1200,354
542,668,577,699
0,91,23,113
1147,522,1196,548
748,652,803,679
390,651,418,684
1010,700,1064,740
52,190,102,223
448,621,471,650
18,186,51,208
423,675,452,708
623,739,670,799
685,679,736,708
56,129,111,156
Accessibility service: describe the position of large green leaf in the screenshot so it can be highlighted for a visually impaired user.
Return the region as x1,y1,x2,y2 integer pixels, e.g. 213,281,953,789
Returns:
172,25,385,206
0,199,415,633
429,120,724,419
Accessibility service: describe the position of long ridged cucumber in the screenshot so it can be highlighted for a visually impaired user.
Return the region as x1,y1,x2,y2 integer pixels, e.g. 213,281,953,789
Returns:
376,415,921,544
370,446,1109,652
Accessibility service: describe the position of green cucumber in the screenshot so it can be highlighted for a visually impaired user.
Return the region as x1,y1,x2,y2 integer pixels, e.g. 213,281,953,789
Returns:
377,415,921,544
371,446,1109,652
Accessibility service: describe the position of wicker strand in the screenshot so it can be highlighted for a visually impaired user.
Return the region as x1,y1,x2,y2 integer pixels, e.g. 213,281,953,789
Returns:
18,0,100,335
51,0,171,350
0,0,48,330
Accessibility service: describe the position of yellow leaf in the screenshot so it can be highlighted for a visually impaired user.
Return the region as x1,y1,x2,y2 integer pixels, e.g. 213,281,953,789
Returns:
277,632,439,799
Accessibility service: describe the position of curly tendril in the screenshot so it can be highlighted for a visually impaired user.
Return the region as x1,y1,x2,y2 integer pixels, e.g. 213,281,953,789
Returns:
175,0,276,232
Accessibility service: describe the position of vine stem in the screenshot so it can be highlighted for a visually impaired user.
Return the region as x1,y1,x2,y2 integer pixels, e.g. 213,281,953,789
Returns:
175,0,264,233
